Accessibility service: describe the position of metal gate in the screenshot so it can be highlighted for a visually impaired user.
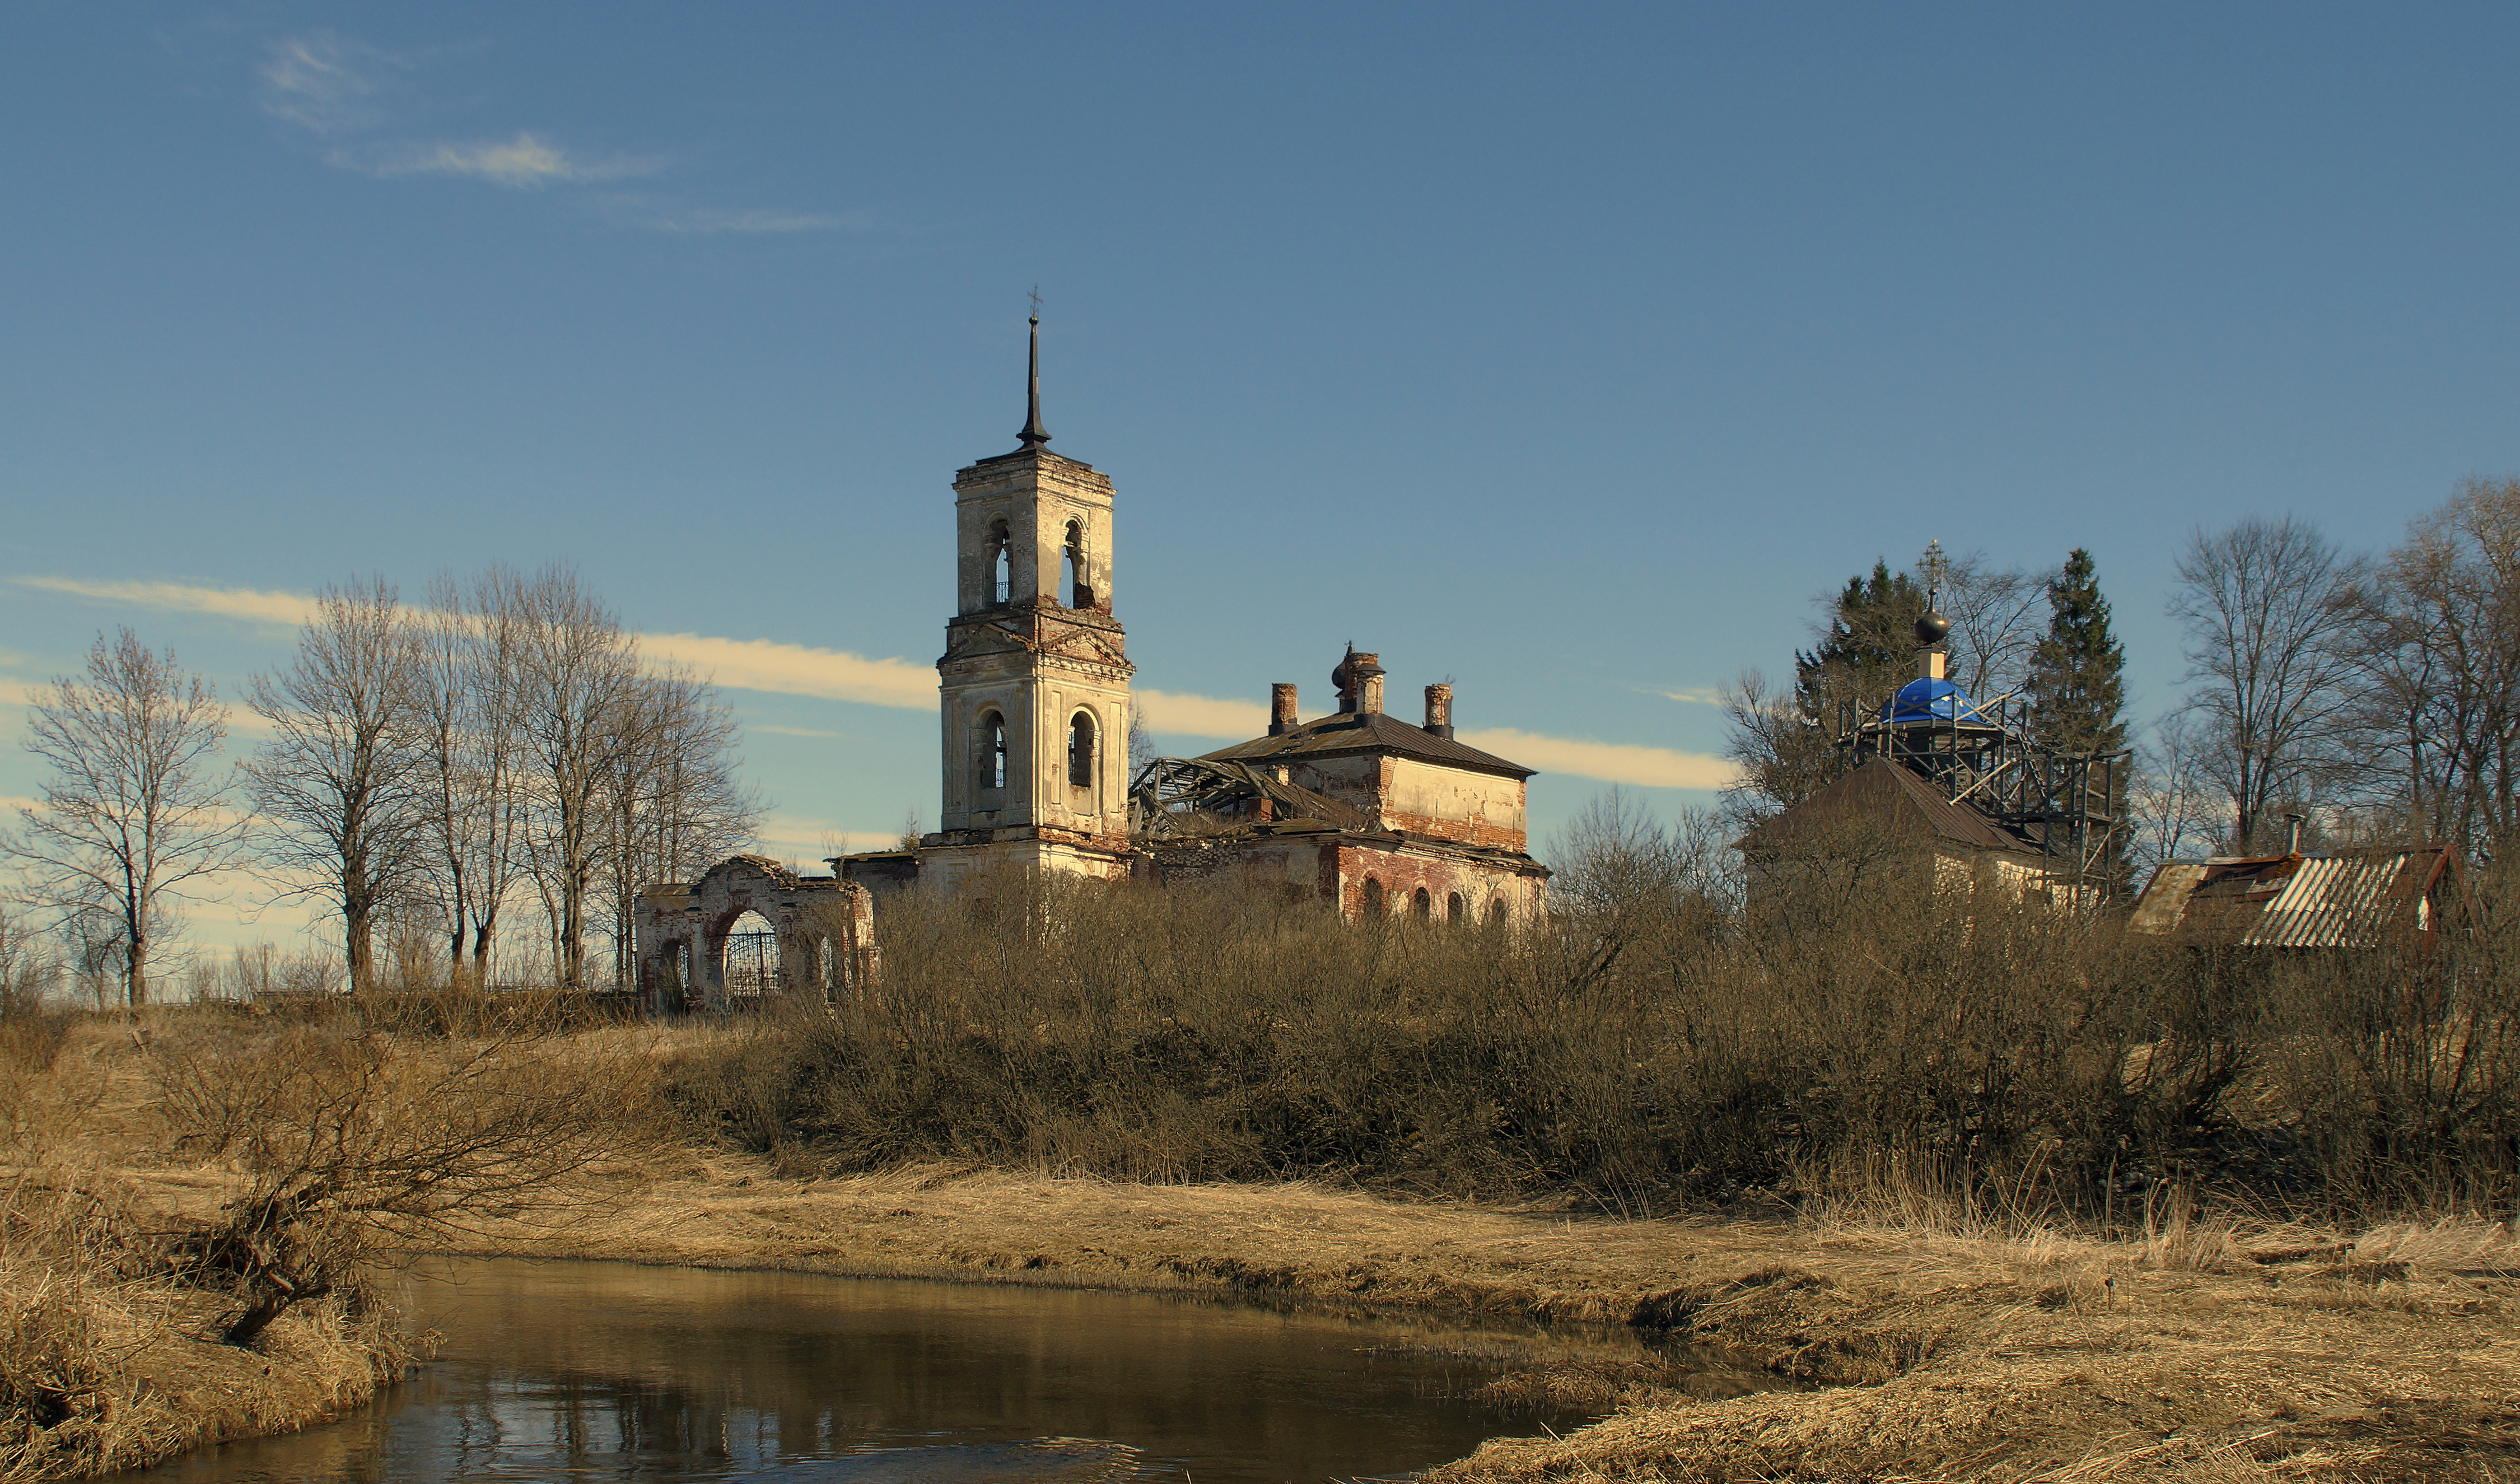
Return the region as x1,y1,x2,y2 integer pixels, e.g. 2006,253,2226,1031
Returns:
723,930,780,996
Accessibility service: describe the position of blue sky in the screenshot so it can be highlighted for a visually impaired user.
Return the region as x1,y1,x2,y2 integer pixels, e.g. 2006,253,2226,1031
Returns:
4,3,2516,951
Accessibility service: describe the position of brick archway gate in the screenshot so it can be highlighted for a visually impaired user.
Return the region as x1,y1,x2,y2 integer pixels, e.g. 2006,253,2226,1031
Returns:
632,855,876,1015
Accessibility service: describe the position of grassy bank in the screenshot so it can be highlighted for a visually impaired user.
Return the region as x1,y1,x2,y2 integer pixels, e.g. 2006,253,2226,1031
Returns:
0,1002,646,1481
0,1024,406,1480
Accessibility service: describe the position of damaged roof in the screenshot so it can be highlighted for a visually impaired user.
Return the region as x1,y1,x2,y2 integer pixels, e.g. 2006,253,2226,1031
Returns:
1199,710,1535,779
2128,846,2468,948
1132,757,1366,838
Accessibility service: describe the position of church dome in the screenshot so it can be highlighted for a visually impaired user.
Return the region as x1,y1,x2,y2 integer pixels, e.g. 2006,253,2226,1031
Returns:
1880,677,1993,727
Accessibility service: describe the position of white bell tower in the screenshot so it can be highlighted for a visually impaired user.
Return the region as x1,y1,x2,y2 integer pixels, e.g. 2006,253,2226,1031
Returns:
925,311,1135,885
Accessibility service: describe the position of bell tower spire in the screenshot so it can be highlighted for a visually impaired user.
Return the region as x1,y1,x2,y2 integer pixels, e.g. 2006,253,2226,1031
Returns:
1018,287,1051,452
929,302,1132,886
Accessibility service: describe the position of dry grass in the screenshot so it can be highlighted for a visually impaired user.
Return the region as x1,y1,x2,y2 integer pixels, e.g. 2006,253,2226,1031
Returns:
11,963,2520,1481
0,1007,641,1481
0,1161,398,1481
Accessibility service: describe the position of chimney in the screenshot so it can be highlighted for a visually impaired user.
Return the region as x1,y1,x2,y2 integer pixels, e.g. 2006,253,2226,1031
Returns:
1424,683,1453,739
2285,812,2306,856
1269,683,1298,736
1352,652,1385,716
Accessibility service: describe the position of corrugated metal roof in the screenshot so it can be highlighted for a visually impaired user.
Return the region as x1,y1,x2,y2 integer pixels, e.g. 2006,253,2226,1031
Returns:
1199,710,1536,779
2244,852,2420,948
2127,847,2458,947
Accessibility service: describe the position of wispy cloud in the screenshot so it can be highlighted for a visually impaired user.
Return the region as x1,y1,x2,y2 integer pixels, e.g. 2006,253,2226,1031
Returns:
254,29,856,232
749,724,845,740
12,577,1732,790
1458,728,1736,791
15,576,314,628
1657,686,1725,706
640,632,937,710
347,132,663,189
258,31,403,135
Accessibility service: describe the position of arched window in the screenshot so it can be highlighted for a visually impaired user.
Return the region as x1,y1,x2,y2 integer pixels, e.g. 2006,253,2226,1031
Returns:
1068,711,1096,788
1446,893,1465,925
1412,887,1431,920
1065,520,1094,608
1487,897,1508,926
986,519,1012,606
1361,879,1383,917
978,711,1007,791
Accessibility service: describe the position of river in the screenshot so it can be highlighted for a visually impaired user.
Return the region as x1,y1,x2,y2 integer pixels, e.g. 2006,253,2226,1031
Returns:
122,1258,1590,1483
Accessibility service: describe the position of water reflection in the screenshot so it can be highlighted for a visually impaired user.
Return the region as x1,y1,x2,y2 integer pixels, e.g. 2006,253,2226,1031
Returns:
127,1259,1571,1483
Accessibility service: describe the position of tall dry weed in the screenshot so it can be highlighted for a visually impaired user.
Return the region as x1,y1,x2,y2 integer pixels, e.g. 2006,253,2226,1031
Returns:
660,853,2520,1224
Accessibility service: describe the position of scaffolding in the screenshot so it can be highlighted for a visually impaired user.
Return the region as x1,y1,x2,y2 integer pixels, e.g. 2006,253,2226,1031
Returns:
1834,679,2131,905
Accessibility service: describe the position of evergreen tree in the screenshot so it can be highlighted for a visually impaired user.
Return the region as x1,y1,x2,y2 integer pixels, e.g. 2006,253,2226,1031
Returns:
1794,561,1928,717
2027,549,2132,899
2025,549,2128,754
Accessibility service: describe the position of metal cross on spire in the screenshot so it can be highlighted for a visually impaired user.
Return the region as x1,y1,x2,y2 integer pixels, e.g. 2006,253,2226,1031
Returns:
1920,539,1949,606
1018,286,1052,451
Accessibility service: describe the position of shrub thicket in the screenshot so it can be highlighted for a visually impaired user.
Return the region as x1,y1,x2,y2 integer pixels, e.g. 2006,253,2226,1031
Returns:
669,834,2516,1222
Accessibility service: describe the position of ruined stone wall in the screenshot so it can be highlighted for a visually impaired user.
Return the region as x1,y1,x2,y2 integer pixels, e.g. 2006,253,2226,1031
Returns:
633,855,876,1016
1376,758,1527,850
1334,839,1546,926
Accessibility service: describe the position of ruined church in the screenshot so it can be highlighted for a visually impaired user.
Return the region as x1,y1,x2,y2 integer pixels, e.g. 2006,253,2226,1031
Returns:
632,318,1547,1012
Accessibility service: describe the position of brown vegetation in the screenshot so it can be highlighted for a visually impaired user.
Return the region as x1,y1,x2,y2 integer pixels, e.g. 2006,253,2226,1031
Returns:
3,845,2517,1479
0,998,656,1479
666,862,2520,1221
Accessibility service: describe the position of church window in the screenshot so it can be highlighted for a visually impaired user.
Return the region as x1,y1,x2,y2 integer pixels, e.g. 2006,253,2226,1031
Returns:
1446,892,1465,924
986,519,1011,606
1065,520,1094,608
1068,711,1096,787
1412,887,1431,920
979,711,1007,791
1487,897,1508,926
1361,878,1383,917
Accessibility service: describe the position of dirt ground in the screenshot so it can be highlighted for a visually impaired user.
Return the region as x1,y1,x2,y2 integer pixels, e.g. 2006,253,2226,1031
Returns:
218,1147,2520,1484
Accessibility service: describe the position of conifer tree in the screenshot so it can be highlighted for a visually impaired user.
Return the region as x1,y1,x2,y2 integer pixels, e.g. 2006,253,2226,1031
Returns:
1794,561,1928,714
2027,549,2131,898
2026,549,2128,755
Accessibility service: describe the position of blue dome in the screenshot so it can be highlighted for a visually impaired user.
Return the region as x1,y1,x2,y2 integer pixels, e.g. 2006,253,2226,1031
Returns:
1881,677,1990,726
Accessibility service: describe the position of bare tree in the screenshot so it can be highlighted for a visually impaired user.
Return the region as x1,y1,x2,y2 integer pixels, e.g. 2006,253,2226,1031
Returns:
3,629,244,1006
1935,549,2051,704
410,572,531,985
596,668,757,987
242,578,428,994
1719,666,1838,825
2168,517,2364,852
153,1014,655,1345
506,567,648,988
2346,478,2520,860
2126,711,2223,881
